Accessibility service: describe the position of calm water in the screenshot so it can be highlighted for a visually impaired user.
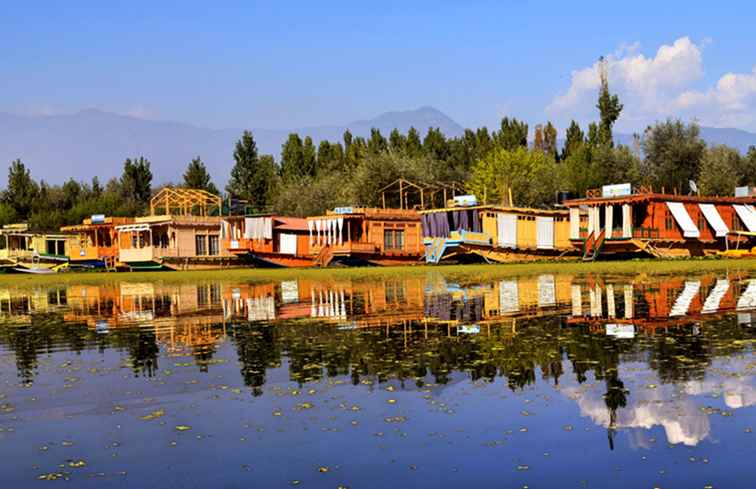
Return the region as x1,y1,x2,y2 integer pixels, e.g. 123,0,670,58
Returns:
1,269,755,488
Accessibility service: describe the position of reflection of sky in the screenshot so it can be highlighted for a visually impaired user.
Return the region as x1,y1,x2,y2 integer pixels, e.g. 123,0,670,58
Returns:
560,358,756,447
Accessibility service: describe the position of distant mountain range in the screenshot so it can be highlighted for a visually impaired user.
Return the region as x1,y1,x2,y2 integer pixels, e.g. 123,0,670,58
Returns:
1,106,754,185
0,106,463,186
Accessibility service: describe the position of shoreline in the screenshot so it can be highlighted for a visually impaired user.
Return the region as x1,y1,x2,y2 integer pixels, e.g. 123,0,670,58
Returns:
1,257,755,288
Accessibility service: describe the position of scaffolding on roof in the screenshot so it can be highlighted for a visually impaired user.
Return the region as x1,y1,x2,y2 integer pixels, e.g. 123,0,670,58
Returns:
150,187,222,217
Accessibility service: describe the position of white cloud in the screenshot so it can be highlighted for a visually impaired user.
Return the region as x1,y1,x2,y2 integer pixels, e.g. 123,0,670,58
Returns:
125,104,156,119
548,37,756,130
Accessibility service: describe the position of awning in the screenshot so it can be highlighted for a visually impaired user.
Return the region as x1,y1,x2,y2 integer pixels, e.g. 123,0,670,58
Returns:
666,202,700,238
733,204,756,232
698,204,729,237
115,224,151,232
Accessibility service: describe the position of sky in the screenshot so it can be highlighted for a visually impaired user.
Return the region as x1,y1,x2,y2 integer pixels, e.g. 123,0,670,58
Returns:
3,1,756,133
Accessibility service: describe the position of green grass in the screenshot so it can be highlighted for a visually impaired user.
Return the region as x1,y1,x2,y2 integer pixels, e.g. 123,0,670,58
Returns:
1,257,755,289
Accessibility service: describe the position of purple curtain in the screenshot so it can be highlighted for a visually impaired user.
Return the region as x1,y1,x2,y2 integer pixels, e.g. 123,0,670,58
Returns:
421,215,431,238
459,210,469,231
471,210,481,233
434,213,450,237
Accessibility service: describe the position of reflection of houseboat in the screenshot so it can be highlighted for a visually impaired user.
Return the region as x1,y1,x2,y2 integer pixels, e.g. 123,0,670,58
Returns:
223,215,313,267
306,207,423,266
61,215,133,269
567,273,756,331
421,201,575,264
564,187,756,260
115,188,237,270
0,224,74,272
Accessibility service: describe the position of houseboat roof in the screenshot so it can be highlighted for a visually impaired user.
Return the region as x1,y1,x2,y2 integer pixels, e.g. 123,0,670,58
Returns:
308,207,420,221
61,216,133,232
564,192,756,207
419,204,568,217
115,215,222,231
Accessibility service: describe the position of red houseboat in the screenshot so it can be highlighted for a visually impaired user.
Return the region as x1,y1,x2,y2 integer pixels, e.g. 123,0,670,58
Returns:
564,186,756,259
222,215,314,267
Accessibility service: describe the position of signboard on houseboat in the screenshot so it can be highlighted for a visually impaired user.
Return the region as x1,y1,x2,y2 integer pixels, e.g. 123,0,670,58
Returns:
601,183,632,198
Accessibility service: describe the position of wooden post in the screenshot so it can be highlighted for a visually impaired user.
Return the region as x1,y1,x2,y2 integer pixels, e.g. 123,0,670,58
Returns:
399,180,404,209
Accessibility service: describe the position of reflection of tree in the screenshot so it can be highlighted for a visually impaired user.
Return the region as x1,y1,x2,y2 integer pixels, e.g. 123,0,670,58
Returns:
126,329,159,377
603,371,627,450
192,344,217,373
233,325,280,396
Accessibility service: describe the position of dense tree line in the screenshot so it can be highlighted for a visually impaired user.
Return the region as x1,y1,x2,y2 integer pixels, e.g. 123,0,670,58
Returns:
3,83,756,230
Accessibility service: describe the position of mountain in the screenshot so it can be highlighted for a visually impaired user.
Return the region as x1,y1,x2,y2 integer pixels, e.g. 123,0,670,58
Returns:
615,127,756,154
0,107,464,186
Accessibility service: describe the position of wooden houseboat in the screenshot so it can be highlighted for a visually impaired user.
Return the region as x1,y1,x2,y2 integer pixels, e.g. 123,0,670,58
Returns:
61,215,133,269
563,186,756,260
0,224,74,272
305,207,423,266
222,215,313,267
420,201,575,264
115,188,237,271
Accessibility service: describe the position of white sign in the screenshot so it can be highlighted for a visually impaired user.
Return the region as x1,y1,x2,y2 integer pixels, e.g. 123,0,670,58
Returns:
458,324,480,334
602,183,632,198
333,207,354,214
91,214,106,224
606,323,634,338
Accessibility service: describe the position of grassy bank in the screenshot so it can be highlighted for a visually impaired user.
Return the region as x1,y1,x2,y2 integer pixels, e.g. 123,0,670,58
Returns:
2,257,755,288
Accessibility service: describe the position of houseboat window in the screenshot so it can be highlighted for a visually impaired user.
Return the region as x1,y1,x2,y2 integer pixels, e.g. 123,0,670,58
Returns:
384,229,394,249
733,214,743,232
697,212,707,234
384,229,404,250
46,240,57,255
131,233,138,249
195,235,207,255
0,235,6,250
208,235,220,256
665,211,675,231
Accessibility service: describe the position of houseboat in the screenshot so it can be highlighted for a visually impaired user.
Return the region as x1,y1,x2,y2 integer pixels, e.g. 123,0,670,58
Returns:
563,185,756,260
0,224,74,272
420,197,575,264
115,188,237,271
222,215,313,267
305,207,423,266
61,215,133,269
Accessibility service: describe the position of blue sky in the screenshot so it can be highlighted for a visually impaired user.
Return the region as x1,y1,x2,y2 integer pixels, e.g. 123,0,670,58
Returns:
3,1,756,132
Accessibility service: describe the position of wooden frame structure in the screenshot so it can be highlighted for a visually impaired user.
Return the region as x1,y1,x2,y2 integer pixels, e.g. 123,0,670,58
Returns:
378,179,465,211
150,187,222,217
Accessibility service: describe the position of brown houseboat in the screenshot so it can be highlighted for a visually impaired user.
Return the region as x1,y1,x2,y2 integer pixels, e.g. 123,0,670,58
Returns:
305,207,423,266
61,215,133,269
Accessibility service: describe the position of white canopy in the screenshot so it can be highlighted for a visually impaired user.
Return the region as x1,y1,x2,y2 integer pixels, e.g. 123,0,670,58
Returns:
666,202,700,238
733,204,756,232
115,224,151,232
698,204,729,238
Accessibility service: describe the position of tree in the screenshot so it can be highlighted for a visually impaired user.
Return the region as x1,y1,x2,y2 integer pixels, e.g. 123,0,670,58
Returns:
183,157,219,194
596,57,623,147
494,117,528,150
560,143,596,197
368,128,388,154
389,128,406,152
533,125,544,153
641,119,706,194
302,136,317,177
562,120,585,160
740,147,756,187
422,127,449,161
121,157,153,209
698,145,741,196
61,178,82,209
544,122,558,160
227,130,277,212
467,147,558,207
405,127,423,157
4,159,38,220
280,133,305,181
91,176,103,199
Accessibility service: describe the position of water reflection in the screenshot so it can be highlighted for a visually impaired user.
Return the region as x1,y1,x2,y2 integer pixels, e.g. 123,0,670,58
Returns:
0,270,755,456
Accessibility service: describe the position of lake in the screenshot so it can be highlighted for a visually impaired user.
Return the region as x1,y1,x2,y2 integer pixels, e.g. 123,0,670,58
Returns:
1,264,755,488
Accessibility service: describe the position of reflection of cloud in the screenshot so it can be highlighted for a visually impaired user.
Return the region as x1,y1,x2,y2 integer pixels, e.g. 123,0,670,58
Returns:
563,381,710,447
684,376,756,410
